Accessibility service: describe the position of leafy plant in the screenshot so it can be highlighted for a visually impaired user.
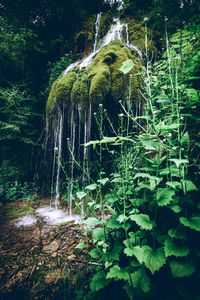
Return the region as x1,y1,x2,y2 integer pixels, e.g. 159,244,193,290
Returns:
76,23,200,299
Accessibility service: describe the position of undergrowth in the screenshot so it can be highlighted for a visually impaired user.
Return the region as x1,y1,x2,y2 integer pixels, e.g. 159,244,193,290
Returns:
74,22,200,300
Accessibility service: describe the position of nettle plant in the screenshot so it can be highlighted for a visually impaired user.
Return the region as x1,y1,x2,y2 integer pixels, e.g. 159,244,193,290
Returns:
76,25,200,299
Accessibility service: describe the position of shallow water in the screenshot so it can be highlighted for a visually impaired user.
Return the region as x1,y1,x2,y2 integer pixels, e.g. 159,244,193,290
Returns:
16,215,37,227
35,206,82,225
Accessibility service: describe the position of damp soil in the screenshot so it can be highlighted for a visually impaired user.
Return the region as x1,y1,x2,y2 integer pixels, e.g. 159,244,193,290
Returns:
0,200,93,300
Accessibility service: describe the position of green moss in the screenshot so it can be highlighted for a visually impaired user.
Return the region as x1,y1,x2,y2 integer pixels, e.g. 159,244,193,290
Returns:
122,16,157,54
46,70,76,114
5,205,34,218
71,69,89,105
88,40,142,104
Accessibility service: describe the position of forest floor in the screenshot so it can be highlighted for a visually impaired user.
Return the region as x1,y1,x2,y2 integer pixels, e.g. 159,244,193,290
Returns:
0,199,93,300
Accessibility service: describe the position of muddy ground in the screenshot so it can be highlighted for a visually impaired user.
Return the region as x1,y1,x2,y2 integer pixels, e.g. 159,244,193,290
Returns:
0,200,94,300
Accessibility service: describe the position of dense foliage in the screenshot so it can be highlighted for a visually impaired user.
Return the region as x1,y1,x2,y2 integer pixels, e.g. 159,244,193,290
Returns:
0,0,200,298
75,21,200,299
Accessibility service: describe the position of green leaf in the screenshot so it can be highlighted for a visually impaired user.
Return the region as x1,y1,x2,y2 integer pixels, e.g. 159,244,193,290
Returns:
93,227,105,240
90,271,110,291
75,241,86,249
143,246,166,274
180,216,200,232
130,214,153,230
89,248,101,258
76,191,87,200
97,177,109,185
130,268,151,293
84,217,102,228
164,239,189,257
169,204,182,213
117,214,128,223
107,216,122,229
106,245,122,261
168,228,186,240
106,265,129,281
157,188,175,206
124,245,144,264
119,59,134,74
180,132,190,149
180,180,198,192
124,283,135,300
169,260,196,278
166,181,181,190
169,159,189,168
141,140,159,151
85,183,98,191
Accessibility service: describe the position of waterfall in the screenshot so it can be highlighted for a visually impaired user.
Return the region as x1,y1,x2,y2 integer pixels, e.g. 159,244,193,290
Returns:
104,0,124,10
63,17,135,75
93,12,102,52
46,9,143,216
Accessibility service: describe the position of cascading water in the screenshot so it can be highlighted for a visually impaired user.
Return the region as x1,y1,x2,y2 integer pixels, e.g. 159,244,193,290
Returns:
93,12,102,52
63,16,142,75
43,2,144,222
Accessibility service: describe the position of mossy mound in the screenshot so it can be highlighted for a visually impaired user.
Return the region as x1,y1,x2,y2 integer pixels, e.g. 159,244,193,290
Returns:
46,39,143,115
88,39,142,105
46,70,77,114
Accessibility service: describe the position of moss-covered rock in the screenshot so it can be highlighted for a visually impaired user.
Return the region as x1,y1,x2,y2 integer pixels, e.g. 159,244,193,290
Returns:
88,39,142,105
46,70,76,114
121,16,157,54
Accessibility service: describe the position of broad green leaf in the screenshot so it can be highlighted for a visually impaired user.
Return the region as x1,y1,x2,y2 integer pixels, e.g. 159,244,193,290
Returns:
143,246,166,274
117,214,128,223
169,159,189,168
85,183,98,191
124,283,135,300
180,216,200,232
84,217,102,228
168,228,186,240
166,181,181,190
105,193,118,203
130,268,151,293
75,241,86,249
130,214,153,230
97,177,109,185
169,260,196,278
169,204,182,213
107,216,122,229
106,245,122,261
90,271,110,291
141,140,159,151
134,173,162,186
157,188,175,206
164,239,189,257
93,227,105,241
89,248,101,258
124,245,144,264
119,59,134,74
180,180,198,192
76,191,87,200
106,265,129,281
